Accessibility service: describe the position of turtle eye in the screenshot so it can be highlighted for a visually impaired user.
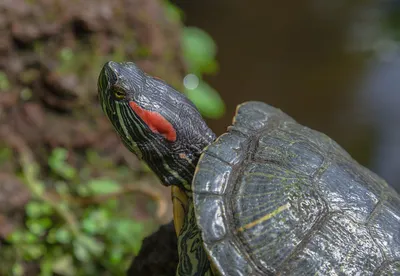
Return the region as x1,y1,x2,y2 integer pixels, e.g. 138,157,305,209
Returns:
112,85,126,100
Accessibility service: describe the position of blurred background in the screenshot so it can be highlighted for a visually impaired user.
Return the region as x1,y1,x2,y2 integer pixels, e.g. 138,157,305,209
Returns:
0,0,399,275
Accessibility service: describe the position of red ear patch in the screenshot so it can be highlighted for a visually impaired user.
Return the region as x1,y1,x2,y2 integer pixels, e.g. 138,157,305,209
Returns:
129,101,177,142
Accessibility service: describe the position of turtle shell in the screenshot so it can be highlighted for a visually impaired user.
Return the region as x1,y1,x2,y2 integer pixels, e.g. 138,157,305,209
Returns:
192,101,400,275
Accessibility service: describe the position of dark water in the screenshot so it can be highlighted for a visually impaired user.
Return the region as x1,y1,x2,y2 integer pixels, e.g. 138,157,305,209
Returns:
175,0,400,190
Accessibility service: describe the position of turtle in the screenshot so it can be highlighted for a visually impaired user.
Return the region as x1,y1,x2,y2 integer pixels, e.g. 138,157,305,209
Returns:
98,61,400,276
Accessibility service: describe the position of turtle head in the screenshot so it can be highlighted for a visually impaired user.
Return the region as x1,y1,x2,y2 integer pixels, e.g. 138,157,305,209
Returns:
98,61,216,190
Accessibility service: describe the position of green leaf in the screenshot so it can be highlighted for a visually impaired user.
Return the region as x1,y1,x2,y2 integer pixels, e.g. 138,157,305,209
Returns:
61,167,76,180
6,229,37,243
49,148,67,164
54,227,72,244
0,71,10,91
59,48,74,63
108,246,124,264
76,184,90,196
26,201,53,218
22,244,46,260
74,235,104,260
87,179,121,195
7,230,24,243
26,217,52,235
182,27,217,75
39,257,53,276
82,209,109,234
164,1,183,23
26,201,43,218
82,218,97,234
86,150,101,165
20,88,32,101
51,255,75,276
73,241,91,262
112,219,144,239
24,232,39,243
107,219,144,255
12,263,24,276
185,79,225,118
48,148,77,180
104,199,118,210
0,146,12,164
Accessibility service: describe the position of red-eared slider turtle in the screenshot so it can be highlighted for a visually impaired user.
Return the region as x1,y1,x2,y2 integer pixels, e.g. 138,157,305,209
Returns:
98,61,400,276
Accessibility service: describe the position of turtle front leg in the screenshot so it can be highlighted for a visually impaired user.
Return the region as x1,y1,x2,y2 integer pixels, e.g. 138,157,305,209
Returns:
176,202,213,276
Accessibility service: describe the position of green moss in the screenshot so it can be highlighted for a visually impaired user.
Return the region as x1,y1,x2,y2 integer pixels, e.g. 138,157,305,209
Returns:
20,87,32,101
19,69,40,84
136,46,151,58
163,1,184,23
0,145,12,165
1,145,158,275
0,71,10,92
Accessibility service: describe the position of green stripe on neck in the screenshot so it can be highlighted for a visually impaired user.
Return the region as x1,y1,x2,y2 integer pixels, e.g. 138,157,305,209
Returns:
116,103,143,159
163,161,192,191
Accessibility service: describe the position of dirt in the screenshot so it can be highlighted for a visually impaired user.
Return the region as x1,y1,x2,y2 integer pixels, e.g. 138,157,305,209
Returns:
0,0,183,272
127,221,178,276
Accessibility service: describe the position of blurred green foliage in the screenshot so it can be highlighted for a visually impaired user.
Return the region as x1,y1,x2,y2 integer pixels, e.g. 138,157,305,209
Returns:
185,78,225,119
182,27,218,75
3,148,151,276
182,27,225,118
0,71,10,92
163,1,226,119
